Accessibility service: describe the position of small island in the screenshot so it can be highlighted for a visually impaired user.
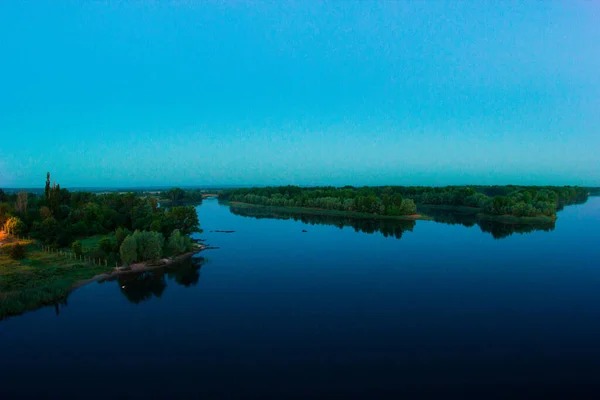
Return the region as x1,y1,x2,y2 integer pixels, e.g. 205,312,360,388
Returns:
219,185,589,224
0,174,204,320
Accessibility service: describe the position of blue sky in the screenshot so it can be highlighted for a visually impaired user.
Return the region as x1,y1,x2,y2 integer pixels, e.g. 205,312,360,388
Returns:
1,1,598,188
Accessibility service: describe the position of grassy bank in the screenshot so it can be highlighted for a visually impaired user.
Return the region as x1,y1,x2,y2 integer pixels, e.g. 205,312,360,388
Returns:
0,236,113,320
0,234,203,320
226,202,429,221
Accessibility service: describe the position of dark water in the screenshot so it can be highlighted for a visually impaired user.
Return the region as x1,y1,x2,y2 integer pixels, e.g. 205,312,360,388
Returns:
1,197,600,398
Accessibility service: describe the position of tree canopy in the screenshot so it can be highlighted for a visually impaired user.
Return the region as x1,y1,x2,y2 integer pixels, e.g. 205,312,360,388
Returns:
220,185,588,218
0,174,201,250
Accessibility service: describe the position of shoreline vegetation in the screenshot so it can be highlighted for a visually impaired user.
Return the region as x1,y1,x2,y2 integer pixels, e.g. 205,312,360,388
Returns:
1,176,205,320
0,181,592,320
228,202,557,241
0,233,206,320
227,201,560,224
226,201,426,221
72,245,205,289
220,185,588,223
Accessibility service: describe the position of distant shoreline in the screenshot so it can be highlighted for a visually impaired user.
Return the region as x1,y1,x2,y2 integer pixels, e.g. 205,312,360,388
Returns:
226,201,427,221
226,201,558,224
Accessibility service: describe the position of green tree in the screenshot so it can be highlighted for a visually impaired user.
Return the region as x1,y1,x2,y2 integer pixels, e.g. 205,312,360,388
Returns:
120,235,138,265
132,230,164,262
15,190,28,214
163,206,200,236
99,237,114,255
114,227,131,250
168,188,185,205
150,219,162,232
4,216,26,235
10,243,26,260
132,202,153,230
148,196,159,212
45,172,51,201
167,229,186,255
40,206,52,219
0,202,12,226
38,217,59,243
71,241,83,256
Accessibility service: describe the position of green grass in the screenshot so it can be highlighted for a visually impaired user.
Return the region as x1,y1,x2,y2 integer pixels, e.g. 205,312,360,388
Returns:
0,236,113,320
76,234,109,253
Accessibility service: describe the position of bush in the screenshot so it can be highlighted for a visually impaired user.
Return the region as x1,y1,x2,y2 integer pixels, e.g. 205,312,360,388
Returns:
10,243,26,260
71,241,83,256
114,227,131,251
4,216,26,235
98,237,114,255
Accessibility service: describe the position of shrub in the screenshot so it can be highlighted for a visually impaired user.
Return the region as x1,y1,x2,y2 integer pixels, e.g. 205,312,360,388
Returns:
98,237,114,255
4,216,26,235
71,241,83,256
10,243,26,260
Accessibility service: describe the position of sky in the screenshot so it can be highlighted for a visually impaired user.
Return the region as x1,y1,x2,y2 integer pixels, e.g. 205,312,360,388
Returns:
0,1,599,188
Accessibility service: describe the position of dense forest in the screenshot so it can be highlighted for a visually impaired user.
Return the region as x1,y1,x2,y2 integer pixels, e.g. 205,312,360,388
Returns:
220,185,589,218
0,175,201,265
158,187,206,205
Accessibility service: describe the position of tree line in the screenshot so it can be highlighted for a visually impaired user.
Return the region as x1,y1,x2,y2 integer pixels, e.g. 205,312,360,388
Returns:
1,174,201,265
220,185,588,218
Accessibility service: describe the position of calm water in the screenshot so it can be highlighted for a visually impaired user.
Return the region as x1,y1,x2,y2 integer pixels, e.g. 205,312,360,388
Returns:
1,197,600,398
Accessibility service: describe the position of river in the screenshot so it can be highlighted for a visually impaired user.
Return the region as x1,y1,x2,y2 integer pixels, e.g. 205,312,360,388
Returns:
1,197,600,398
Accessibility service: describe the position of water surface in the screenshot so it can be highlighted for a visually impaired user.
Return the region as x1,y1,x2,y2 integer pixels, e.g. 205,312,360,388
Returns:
1,197,600,398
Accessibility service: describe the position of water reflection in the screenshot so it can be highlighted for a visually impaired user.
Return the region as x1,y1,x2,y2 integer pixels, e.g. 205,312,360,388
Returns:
115,257,206,304
478,219,555,239
419,207,556,239
229,205,416,239
231,205,556,240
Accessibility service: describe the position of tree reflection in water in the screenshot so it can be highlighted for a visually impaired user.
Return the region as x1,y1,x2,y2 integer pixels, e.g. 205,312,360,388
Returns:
230,204,555,240
117,257,207,304
419,207,555,239
229,205,417,239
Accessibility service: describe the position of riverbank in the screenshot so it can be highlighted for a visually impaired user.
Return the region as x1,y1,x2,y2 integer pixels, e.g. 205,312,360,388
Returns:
0,236,205,321
72,246,205,289
226,201,429,221
226,202,557,224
